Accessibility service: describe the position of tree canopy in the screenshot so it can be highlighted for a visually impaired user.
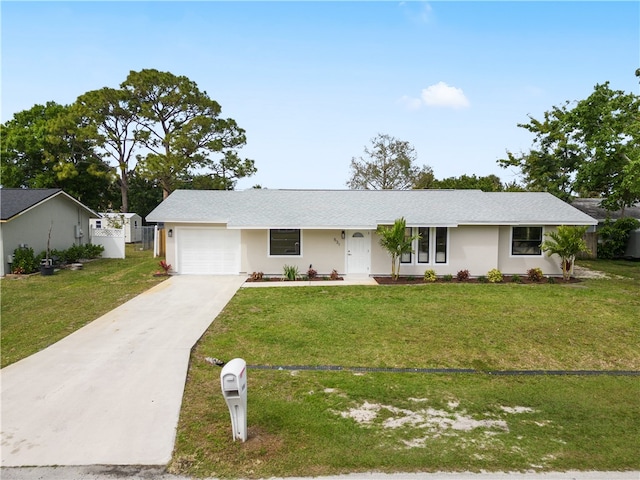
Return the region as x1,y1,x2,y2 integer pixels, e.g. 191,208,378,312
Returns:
499,81,640,211
347,134,433,190
0,102,116,210
122,69,255,199
1,69,257,213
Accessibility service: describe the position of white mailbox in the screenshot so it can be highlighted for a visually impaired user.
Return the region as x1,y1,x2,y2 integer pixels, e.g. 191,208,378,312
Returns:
220,358,248,442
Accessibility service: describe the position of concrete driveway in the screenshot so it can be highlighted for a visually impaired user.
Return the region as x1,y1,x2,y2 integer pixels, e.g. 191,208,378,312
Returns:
1,275,246,467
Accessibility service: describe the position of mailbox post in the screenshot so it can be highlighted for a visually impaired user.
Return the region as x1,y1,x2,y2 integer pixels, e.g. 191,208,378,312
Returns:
220,358,248,442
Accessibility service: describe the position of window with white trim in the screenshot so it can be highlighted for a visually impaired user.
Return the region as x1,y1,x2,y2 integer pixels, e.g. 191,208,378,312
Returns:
435,227,447,263
511,226,542,256
401,227,412,263
270,229,301,256
417,227,430,263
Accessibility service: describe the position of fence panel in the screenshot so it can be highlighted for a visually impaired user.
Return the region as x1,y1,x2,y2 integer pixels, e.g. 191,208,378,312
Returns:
578,232,598,259
91,227,125,259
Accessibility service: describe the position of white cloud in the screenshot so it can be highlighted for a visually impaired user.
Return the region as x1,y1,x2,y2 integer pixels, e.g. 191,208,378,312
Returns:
421,81,470,109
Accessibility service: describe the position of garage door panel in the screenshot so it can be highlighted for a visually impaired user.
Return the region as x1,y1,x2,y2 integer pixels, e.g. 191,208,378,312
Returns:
178,228,240,275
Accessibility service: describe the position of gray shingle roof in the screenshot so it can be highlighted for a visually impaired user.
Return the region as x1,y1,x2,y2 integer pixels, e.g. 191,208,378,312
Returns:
571,198,640,221
0,188,99,221
147,189,597,228
0,188,62,221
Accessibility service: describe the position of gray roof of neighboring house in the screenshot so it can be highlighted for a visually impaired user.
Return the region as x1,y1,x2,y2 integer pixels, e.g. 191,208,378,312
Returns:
0,188,98,221
571,198,640,222
146,189,597,228
1,188,62,221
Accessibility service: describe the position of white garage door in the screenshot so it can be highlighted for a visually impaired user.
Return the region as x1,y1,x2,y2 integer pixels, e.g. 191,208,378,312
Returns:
177,228,241,275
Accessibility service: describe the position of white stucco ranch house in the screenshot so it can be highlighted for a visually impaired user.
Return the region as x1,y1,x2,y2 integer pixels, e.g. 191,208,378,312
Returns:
146,189,597,277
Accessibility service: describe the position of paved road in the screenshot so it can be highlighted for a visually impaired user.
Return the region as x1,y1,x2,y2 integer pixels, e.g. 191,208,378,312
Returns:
1,466,638,480
1,276,246,467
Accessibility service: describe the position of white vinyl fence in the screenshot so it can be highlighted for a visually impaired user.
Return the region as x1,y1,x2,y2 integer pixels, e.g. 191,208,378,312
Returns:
91,227,125,259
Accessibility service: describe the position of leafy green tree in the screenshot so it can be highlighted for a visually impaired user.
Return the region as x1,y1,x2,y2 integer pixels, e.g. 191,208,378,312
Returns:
127,171,164,222
498,81,640,210
74,87,142,212
0,102,116,210
597,217,640,259
376,217,420,280
121,69,254,198
347,134,433,190
432,174,504,192
541,225,590,280
498,104,582,202
570,82,640,211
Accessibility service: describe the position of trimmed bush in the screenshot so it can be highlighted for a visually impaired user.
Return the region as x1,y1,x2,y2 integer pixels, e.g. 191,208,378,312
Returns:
527,267,544,282
487,268,503,283
423,269,437,282
456,269,470,281
11,247,41,274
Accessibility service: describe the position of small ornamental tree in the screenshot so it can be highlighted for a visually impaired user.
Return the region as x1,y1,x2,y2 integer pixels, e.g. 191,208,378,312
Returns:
376,217,420,280
541,225,590,280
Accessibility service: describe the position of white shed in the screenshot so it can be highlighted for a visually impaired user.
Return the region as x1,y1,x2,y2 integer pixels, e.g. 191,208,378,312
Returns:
91,213,142,243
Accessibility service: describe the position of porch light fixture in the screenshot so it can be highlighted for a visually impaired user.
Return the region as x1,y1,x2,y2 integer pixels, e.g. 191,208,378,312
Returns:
168,229,173,238
341,230,345,239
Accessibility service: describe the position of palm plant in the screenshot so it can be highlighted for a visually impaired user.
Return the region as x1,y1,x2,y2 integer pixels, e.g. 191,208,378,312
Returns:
541,225,590,280
376,217,420,280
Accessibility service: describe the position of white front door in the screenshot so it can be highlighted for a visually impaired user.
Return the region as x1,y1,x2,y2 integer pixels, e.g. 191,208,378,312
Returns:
346,230,370,275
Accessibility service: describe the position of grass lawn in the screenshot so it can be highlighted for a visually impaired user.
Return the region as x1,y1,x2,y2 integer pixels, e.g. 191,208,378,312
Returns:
0,245,167,368
172,260,640,478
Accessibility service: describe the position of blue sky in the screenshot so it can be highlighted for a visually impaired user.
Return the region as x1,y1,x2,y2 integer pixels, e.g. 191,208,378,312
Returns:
2,1,638,190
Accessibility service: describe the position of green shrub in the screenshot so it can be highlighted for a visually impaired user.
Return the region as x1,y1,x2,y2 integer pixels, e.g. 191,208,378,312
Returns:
487,268,503,283
283,264,299,281
11,247,40,274
477,275,487,283
527,267,544,282
442,274,453,282
423,269,437,282
511,274,522,283
456,269,470,281
55,243,105,263
598,217,640,259
82,243,105,259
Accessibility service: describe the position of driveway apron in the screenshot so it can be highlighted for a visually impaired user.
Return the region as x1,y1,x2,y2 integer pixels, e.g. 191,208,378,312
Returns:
1,275,246,467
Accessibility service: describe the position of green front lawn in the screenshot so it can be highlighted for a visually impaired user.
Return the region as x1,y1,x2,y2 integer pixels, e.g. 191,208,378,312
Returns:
2,256,638,477
0,245,167,368
172,260,640,478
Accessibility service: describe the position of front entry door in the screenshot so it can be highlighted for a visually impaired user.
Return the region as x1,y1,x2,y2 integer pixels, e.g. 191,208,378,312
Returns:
346,230,370,275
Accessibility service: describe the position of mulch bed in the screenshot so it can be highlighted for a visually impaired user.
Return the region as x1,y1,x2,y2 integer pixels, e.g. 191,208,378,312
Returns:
373,276,581,285
246,276,344,283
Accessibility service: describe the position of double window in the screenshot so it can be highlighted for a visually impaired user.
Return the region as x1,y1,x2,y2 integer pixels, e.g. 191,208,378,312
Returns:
270,229,301,256
400,227,448,264
512,226,542,256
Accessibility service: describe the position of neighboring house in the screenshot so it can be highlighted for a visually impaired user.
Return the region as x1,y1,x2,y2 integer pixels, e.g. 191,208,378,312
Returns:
146,189,597,277
0,188,99,276
571,198,640,259
90,212,143,243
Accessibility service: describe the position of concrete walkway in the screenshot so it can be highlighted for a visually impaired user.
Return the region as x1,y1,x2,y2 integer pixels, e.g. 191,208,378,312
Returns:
1,275,246,467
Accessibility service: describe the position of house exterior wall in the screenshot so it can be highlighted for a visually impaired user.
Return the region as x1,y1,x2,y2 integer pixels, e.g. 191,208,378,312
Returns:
1,195,93,275
164,223,568,278
370,225,500,277
497,226,562,276
242,229,345,275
